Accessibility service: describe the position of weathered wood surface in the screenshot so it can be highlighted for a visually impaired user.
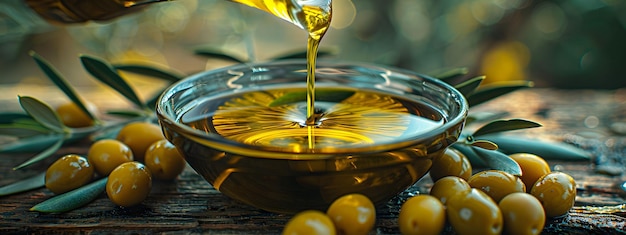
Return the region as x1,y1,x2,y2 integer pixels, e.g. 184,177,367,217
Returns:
1,88,626,234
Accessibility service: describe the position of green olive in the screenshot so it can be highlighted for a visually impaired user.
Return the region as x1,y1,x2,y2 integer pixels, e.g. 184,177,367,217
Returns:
499,192,546,235
530,172,576,218
429,176,471,205
56,101,97,128
398,195,446,235
468,170,525,203
326,193,376,235
45,154,94,194
509,153,551,192
106,161,152,207
116,122,165,161
144,140,186,180
282,210,336,235
446,188,503,235
429,148,472,181
87,139,134,176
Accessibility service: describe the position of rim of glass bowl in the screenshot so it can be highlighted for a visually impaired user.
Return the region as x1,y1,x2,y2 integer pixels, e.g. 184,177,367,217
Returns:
156,59,468,159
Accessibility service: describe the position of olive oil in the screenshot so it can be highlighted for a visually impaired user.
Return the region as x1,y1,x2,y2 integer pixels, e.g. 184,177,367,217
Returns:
180,86,446,152
231,0,332,125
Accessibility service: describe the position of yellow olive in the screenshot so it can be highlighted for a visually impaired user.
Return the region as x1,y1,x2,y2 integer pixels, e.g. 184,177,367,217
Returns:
144,140,186,180
509,153,551,192
429,148,472,181
499,192,546,235
282,210,336,235
326,193,376,235
468,170,525,203
106,161,152,207
429,176,471,205
87,139,134,176
116,122,165,161
530,172,576,218
56,101,97,128
45,154,93,194
446,188,503,235
398,195,446,235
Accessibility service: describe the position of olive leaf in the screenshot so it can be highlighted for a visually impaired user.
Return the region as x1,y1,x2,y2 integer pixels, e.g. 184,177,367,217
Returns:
270,48,337,60
18,96,66,133
0,172,45,197
269,89,356,107
481,135,592,161
467,81,534,107
0,112,35,124
429,67,469,83
453,76,485,97
30,51,98,123
0,124,49,138
80,55,146,109
13,136,64,170
472,119,542,137
105,109,148,118
194,49,246,63
113,64,185,83
0,134,64,153
471,146,522,175
30,177,107,213
453,143,521,175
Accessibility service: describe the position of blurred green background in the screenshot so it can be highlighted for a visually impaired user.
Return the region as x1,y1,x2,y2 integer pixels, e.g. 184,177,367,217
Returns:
1,0,625,89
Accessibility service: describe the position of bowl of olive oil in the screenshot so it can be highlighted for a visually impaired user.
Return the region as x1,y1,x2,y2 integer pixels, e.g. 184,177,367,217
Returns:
156,60,467,214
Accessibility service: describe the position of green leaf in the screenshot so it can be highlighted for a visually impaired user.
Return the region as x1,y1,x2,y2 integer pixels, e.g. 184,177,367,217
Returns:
0,124,50,138
30,51,98,122
471,145,522,175
10,117,44,127
454,76,485,97
0,112,33,124
269,89,356,107
13,136,64,170
270,48,337,60
80,55,146,109
429,67,469,83
194,49,246,63
105,109,148,118
481,135,592,161
472,119,542,137
0,134,64,153
467,81,533,107
114,64,185,83
0,172,45,197
30,177,107,213
18,96,65,133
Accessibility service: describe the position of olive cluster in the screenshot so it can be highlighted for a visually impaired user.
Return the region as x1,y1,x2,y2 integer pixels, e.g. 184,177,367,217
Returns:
44,122,186,207
398,149,576,235
282,194,376,235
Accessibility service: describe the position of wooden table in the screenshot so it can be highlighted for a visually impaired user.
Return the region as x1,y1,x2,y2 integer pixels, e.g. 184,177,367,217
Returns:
1,87,625,234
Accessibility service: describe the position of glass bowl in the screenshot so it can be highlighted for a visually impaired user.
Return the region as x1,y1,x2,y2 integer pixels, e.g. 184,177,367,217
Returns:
156,60,468,214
